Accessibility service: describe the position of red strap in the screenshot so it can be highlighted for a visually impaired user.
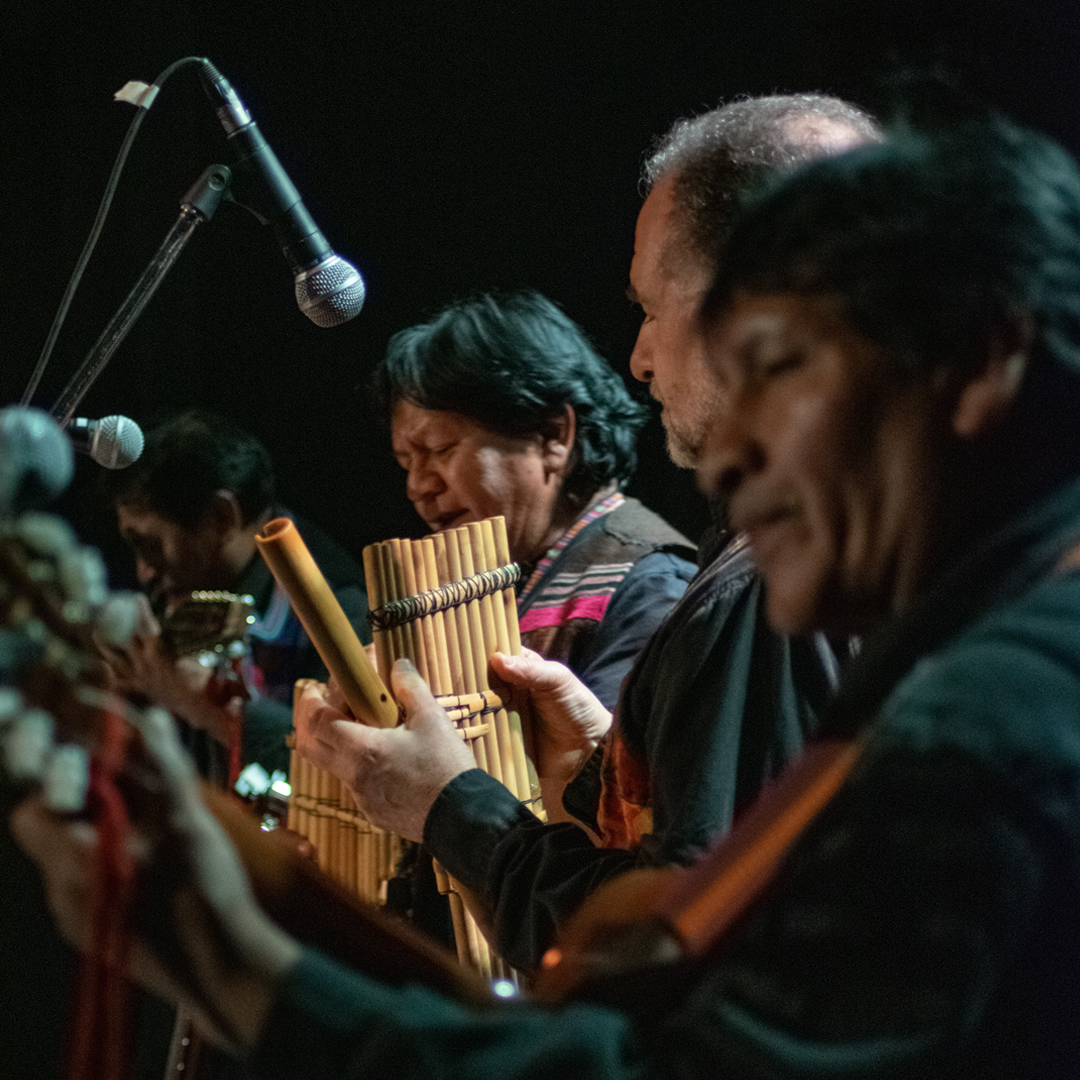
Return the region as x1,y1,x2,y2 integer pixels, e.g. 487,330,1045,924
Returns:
65,702,135,1080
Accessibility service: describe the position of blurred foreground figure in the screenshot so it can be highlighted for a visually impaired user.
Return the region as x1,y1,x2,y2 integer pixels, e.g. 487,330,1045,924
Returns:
21,107,1080,1078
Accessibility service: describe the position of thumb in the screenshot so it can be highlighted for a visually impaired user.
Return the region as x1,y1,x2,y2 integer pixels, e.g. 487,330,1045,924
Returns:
491,650,574,694
389,659,442,728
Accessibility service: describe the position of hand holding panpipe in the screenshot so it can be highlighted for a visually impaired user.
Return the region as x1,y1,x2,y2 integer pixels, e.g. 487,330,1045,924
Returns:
3,508,869,1048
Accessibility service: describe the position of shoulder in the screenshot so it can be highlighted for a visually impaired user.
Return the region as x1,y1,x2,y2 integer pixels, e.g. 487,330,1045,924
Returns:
600,498,696,560
882,570,1080,789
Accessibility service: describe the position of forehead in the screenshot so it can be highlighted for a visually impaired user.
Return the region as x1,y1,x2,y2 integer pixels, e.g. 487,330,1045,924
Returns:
631,175,711,297
115,503,207,547
116,504,175,535
390,401,488,447
631,177,678,284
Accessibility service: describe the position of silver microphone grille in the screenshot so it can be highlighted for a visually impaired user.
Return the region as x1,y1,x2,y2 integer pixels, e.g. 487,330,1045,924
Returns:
294,254,366,328
92,415,144,470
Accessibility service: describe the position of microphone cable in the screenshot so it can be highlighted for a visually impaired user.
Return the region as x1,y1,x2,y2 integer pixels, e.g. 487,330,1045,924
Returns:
20,55,206,408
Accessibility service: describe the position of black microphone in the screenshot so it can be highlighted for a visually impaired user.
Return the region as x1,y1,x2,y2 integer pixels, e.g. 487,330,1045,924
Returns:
197,59,366,328
67,415,144,470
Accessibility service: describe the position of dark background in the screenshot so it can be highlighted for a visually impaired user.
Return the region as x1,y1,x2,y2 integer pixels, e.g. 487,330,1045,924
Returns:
3,0,1078,576
1,2,1078,1076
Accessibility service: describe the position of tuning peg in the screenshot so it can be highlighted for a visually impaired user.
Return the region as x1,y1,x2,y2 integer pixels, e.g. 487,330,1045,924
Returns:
4,707,54,780
95,592,142,648
0,686,23,725
43,743,90,812
15,513,78,558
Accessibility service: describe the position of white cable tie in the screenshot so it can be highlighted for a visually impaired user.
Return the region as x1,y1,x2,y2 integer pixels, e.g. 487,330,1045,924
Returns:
114,80,159,109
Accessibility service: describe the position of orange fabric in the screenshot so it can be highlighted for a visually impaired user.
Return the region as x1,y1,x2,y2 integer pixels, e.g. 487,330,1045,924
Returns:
596,724,653,849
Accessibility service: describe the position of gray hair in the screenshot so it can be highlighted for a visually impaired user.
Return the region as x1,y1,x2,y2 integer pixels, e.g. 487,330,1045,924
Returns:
643,94,881,273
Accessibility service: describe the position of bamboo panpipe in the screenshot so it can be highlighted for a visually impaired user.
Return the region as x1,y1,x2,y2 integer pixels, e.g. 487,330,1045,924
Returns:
364,516,542,978
254,520,404,905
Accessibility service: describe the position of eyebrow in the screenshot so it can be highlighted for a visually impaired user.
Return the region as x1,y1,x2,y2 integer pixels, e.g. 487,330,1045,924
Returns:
625,284,640,305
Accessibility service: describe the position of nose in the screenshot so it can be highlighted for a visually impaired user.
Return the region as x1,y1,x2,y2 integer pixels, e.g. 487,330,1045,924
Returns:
629,324,654,384
405,457,445,505
134,557,159,588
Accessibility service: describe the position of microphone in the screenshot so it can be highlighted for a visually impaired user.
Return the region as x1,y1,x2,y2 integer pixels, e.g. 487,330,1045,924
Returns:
67,415,144,469
197,59,366,328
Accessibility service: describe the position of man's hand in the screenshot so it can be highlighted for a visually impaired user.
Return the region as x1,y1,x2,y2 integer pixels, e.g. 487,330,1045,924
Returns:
98,593,242,746
489,650,611,823
489,649,611,781
294,659,476,842
10,705,299,1051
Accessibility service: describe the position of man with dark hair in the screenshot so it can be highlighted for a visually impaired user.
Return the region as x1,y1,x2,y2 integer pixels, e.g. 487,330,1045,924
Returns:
377,290,697,711
295,95,872,971
17,103,1080,1080
102,409,369,779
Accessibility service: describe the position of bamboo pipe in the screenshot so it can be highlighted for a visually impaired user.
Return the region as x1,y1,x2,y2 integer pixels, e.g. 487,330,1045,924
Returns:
255,517,398,728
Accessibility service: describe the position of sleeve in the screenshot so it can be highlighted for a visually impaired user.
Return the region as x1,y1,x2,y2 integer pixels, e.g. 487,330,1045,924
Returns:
571,552,695,711
426,570,832,972
253,749,1054,1080
423,769,647,970
632,573,832,865
250,948,646,1080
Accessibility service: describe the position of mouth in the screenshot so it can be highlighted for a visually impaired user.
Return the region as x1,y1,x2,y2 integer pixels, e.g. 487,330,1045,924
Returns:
732,502,797,564
428,509,470,533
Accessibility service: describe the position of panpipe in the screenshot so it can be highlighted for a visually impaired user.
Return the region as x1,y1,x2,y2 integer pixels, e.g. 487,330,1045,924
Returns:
363,516,542,978
285,702,404,907
255,519,402,910
255,515,542,978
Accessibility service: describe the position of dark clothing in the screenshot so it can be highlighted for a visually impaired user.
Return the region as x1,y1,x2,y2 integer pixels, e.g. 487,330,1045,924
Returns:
250,477,1080,1079
393,496,695,942
423,532,837,970
518,496,697,710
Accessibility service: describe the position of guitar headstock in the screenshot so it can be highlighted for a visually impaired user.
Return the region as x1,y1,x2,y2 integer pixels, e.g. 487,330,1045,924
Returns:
0,510,142,810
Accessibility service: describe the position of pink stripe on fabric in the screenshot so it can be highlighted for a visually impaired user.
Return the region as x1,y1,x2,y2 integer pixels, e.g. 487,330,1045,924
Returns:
519,594,611,632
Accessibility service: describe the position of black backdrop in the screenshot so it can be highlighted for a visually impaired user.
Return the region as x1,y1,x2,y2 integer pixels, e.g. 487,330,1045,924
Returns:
1,3,1079,1078
3,0,1078,576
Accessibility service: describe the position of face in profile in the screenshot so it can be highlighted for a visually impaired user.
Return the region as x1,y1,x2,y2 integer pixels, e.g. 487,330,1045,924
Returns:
390,401,570,566
700,292,950,636
627,175,722,468
116,504,235,614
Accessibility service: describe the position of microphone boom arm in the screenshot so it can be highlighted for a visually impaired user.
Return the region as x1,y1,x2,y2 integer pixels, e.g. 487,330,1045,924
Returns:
50,164,232,427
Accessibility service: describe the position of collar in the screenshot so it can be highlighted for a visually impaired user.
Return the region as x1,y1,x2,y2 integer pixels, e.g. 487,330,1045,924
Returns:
517,492,626,604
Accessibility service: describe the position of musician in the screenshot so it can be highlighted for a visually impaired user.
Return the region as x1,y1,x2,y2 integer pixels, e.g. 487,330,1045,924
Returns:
296,95,876,970
101,409,369,780
378,290,698,712
16,103,1080,1079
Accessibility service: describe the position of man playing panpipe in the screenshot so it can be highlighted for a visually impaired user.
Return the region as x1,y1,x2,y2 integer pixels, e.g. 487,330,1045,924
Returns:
16,99,1080,1079
376,289,698,712
295,95,874,970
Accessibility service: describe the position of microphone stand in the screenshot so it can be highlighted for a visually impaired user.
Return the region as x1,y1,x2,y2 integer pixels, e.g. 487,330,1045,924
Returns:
50,164,233,427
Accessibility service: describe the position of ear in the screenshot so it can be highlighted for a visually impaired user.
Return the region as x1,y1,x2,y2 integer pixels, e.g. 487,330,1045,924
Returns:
540,405,576,475
206,489,245,537
952,340,1029,441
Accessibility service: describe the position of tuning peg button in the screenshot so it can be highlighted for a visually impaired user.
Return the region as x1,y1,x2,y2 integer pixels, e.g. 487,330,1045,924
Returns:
44,744,90,812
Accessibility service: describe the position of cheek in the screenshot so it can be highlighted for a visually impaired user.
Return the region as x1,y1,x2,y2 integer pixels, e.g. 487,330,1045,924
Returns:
448,449,514,515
